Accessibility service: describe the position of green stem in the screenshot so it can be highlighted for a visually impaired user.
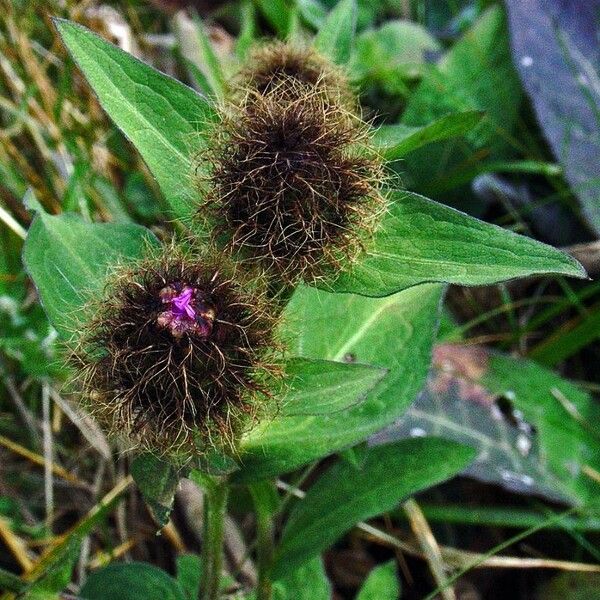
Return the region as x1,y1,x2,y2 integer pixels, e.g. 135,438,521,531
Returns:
201,478,229,600
255,505,274,600
249,483,277,600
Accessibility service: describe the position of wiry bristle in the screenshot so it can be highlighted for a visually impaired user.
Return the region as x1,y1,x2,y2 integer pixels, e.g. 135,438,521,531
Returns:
70,246,280,457
238,41,354,106
200,68,385,282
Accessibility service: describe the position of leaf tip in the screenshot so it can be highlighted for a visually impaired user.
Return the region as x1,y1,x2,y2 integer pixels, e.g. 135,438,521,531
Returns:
51,16,72,37
560,253,589,280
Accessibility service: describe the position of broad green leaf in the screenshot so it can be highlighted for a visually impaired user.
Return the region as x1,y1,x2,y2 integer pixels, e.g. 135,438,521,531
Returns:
328,190,586,297
374,111,484,160
54,19,216,222
273,556,331,600
272,438,476,576
280,358,387,416
131,454,183,527
199,359,386,483
234,358,387,482
375,344,571,503
313,0,357,64
22,207,157,339
79,563,186,600
482,351,600,505
233,283,443,482
356,561,400,600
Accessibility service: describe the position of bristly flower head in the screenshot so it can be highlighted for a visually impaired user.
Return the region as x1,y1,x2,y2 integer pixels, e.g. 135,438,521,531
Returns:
71,246,280,457
237,41,354,106
198,42,385,283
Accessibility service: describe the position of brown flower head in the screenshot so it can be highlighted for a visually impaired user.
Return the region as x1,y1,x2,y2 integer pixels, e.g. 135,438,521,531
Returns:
238,41,354,106
199,43,384,283
71,246,280,456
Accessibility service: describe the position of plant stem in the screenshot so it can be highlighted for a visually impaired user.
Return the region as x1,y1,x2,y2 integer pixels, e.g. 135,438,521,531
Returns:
249,482,277,600
201,478,229,600
255,506,274,599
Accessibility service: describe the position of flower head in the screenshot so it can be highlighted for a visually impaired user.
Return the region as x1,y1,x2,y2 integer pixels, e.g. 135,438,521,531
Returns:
72,246,280,456
238,41,353,106
199,43,384,283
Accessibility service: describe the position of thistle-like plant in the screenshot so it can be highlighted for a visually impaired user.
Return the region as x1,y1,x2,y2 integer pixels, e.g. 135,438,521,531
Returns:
21,3,587,599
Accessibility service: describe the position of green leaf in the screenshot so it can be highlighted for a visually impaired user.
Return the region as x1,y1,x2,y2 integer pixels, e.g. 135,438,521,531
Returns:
313,0,357,64
481,351,600,505
402,6,520,154
255,0,296,37
233,283,443,482
374,111,484,160
54,19,216,222
356,561,400,600
329,190,586,297
190,14,226,99
273,556,331,600
131,454,184,527
79,563,186,600
22,208,157,339
280,357,387,416
175,555,202,600
234,358,386,482
272,438,476,576
377,344,572,503
382,344,600,505
351,20,440,94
